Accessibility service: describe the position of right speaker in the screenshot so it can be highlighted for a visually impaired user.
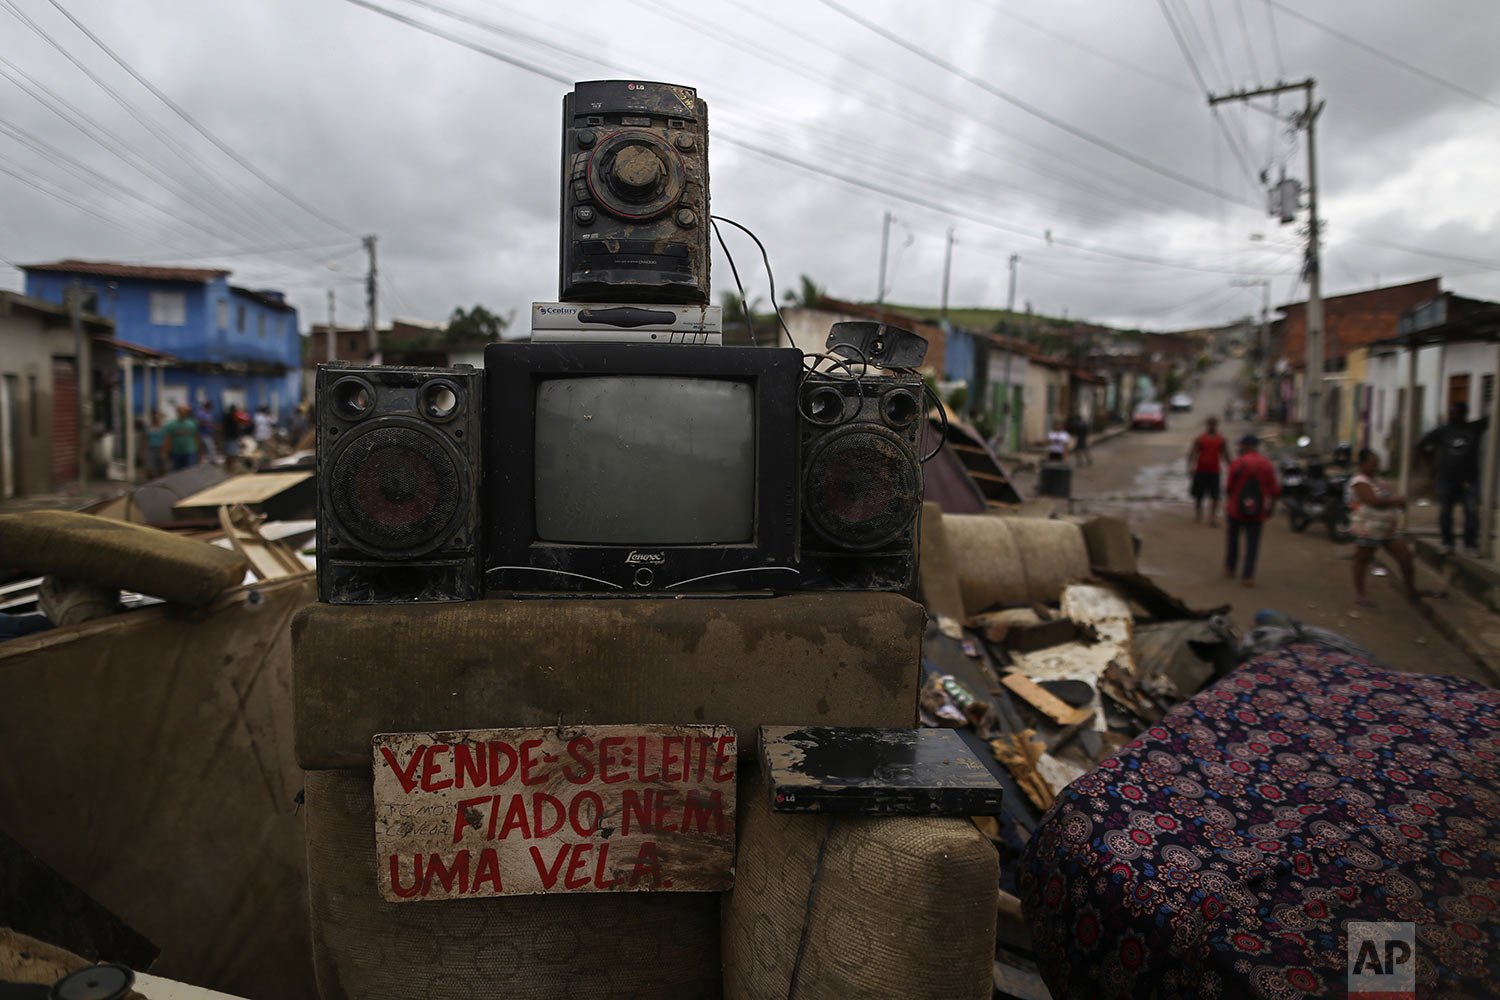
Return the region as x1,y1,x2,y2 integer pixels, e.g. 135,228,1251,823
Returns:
797,371,925,591
315,363,482,604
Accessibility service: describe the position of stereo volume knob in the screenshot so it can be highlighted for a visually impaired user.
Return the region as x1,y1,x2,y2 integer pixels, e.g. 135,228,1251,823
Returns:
611,145,666,198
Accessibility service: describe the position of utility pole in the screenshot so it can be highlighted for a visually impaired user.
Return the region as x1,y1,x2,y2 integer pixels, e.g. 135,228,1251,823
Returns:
940,227,955,320
876,211,893,304
1000,253,1020,450
363,234,379,359
68,280,91,489
1210,79,1325,447
326,289,337,364
1231,279,1272,417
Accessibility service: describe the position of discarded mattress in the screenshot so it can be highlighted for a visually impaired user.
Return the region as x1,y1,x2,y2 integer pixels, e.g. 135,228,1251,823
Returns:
0,511,248,607
1021,643,1500,998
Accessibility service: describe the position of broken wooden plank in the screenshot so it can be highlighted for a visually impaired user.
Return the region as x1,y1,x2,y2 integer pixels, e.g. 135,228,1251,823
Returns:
1002,674,1094,728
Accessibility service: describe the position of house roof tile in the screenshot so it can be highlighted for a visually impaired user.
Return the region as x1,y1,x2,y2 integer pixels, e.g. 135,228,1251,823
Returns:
21,259,231,283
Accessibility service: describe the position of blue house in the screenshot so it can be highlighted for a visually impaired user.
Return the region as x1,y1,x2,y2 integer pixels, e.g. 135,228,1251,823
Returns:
22,259,302,423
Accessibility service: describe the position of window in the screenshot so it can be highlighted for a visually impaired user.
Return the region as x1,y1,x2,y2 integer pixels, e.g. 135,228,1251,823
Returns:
258,313,266,338
28,374,37,434
237,304,246,332
149,291,186,326
349,336,359,354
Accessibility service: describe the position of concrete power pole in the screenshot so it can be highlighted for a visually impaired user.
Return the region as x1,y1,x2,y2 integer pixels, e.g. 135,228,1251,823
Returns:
327,289,337,364
364,234,379,359
1211,79,1325,447
1230,279,1272,417
68,280,91,489
940,227,955,320
876,211,893,305
1000,253,1020,448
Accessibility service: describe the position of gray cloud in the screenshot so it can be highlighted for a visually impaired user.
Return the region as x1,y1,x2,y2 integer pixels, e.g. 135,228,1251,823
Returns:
1,0,1497,337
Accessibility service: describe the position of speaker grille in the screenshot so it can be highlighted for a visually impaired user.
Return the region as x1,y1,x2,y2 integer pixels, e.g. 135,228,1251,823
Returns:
804,429,920,551
329,423,462,556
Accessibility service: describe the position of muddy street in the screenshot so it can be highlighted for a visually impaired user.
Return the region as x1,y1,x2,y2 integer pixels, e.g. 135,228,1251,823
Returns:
1063,360,1486,684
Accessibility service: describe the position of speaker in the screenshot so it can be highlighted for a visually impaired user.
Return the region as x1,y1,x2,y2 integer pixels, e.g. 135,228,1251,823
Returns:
797,371,925,591
315,363,482,604
559,80,710,304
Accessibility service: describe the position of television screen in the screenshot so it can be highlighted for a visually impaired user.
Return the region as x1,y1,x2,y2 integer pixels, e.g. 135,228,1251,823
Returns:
533,376,756,544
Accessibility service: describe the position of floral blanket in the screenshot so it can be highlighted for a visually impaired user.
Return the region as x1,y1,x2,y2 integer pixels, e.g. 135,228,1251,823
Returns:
1021,645,1500,998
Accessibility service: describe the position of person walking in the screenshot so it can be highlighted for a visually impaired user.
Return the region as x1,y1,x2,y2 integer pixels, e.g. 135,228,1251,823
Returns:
143,410,166,479
1419,400,1488,555
161,404,200,471
1046,419,1071,462
1223,433,1279,587
1187,416,1228,526
1066,412,1092,467
1347,448,1428,607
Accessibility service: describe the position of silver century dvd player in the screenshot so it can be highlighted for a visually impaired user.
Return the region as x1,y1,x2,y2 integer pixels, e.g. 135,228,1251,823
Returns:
530,302,722,344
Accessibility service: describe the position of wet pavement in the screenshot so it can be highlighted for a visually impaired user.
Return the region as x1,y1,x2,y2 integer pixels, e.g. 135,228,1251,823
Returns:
1049,360,1493,687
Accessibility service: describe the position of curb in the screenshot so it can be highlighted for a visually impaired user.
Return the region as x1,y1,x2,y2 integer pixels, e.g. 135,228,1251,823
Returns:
1373,551,1500,686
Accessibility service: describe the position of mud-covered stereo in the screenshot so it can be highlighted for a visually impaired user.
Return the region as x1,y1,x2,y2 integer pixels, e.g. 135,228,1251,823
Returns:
559,80,710,304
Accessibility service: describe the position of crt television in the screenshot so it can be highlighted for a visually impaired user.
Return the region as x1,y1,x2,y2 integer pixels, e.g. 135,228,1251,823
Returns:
484,342,802,592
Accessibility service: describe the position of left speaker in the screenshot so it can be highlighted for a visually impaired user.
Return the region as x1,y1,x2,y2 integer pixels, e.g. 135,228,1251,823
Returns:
316,363,482,604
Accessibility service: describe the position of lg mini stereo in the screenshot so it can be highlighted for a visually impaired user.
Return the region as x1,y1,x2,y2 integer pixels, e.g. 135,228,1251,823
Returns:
316,363,482,604
796,369,925,591
559,80,710,304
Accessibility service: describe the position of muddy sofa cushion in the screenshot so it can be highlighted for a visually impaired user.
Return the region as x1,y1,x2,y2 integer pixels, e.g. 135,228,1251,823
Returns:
722,769,998,999
294,592,924,770
0,510,248,608
304,767,719,1000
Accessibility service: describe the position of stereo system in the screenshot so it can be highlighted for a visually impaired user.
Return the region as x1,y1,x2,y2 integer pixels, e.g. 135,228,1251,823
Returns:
314,80,928,604
559,80,710,304
315,363,482,604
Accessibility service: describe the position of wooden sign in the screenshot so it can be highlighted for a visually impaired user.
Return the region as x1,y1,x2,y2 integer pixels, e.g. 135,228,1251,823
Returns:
371,724,736,902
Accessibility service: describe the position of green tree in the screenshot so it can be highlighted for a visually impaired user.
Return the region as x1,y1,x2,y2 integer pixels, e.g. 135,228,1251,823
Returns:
719,291,764,325
782,274,824,307
446,304,509,344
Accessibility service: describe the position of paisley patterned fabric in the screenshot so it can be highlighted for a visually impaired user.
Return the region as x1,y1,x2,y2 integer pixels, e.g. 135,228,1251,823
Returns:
1020,644,1500,999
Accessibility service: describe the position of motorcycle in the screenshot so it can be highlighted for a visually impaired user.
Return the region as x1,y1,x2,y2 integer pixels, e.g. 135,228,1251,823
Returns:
1282,439,1353,542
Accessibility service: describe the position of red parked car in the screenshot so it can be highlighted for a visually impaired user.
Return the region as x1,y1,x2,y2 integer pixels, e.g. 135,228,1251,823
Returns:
1131,401,1168,430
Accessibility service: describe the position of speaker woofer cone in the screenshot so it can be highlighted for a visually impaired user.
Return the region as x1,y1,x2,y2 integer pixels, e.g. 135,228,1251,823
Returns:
327,421,466,558
803,425,920,551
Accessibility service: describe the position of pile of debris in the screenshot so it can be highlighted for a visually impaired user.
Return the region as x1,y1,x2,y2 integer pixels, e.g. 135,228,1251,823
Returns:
915,505,1239,997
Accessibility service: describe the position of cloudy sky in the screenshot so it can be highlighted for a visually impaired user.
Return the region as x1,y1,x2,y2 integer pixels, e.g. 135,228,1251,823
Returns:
1,0,1497,336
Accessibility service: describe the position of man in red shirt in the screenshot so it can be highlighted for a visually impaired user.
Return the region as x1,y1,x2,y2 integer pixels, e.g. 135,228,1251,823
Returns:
1224,434,1279,587
1187,417,1227,526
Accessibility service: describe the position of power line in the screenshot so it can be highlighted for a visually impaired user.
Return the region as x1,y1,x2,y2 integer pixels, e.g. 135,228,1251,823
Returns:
1157,0,1261,190
818,0,1258,210
1263,0,1500,113
0,0,291,247
0,55,279,248
1262,0,1286,77
0,116,247,247
344,0,571,84
44,0,360,234
1344,235,1500,272
1233,0,1262,80
974,0,1192,94
345,0,1279,279
0,151,189,254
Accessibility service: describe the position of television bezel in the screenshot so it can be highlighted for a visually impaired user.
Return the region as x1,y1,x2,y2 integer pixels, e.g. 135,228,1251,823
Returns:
483,342,803,593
